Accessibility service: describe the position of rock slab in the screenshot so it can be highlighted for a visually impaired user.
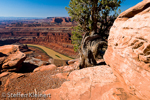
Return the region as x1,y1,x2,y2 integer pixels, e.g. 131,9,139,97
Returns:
44,65,137,100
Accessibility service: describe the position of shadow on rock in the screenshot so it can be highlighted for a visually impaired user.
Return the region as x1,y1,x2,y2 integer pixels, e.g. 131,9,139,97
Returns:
0,52,7,57
18,63,38,73
97,61,106,65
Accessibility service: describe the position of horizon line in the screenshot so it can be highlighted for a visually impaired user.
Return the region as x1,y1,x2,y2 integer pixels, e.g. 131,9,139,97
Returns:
0,16,70,18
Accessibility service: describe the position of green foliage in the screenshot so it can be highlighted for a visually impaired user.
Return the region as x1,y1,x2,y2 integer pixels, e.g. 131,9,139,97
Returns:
71,25,83,52
66,0,124,52
55,55,61,58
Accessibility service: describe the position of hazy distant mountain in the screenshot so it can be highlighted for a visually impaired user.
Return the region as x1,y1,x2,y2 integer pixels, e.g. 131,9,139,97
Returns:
0,17,45,20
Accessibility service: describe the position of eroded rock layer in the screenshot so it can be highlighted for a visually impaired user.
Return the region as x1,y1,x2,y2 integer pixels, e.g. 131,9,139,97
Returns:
104,0,150,99
0,45,26,72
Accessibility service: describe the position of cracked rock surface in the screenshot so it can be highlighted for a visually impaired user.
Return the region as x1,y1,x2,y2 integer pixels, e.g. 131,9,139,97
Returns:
44,65,137,100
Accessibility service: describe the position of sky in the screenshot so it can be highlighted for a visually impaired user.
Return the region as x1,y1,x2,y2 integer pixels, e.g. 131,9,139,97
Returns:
0,0,143,18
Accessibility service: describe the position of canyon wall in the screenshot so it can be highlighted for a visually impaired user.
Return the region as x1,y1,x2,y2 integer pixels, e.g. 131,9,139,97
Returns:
0,17,78,58
19,32,77,58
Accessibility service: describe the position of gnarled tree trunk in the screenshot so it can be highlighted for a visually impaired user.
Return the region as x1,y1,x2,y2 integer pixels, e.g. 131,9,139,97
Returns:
78,31,107,69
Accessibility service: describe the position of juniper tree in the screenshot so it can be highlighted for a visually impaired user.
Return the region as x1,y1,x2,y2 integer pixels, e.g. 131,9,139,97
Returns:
66,0,123,68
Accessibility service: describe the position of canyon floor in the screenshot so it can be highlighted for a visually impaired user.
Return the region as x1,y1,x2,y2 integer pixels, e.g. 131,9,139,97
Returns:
27,44,72,60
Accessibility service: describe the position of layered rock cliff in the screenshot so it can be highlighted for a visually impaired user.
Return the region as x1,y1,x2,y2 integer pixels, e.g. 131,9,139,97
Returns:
0,17,78,58
51,17,73,24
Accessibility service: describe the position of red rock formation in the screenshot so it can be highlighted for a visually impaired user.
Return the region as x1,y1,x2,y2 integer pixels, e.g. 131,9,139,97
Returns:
0,45,26,72
51,17,72,24
0,32,12,38
104,0,150,99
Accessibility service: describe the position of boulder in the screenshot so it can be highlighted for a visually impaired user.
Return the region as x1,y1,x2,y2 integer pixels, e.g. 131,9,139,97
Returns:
0,72,10,78
0,45,26,72
104,0,150,99
62,60,79,72
67,59,79,65
33,64,57,72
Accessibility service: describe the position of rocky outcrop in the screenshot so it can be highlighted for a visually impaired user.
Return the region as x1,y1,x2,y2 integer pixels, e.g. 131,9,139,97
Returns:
33,64,57,72
0,45,26,72
44,65,138,100
51,17,72,24
104,0,150,99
